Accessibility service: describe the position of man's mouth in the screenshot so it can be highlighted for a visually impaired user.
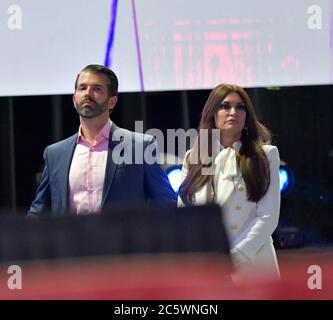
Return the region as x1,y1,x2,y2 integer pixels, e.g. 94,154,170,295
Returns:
82,100,95,105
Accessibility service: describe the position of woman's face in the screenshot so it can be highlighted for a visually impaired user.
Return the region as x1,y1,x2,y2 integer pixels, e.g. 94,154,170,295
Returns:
214,92,247,138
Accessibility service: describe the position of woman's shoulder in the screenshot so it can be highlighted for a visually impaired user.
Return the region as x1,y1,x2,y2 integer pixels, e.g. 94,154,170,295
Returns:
185,149,192,157
262,144,280,161
180,149,193,173
262,144,278,152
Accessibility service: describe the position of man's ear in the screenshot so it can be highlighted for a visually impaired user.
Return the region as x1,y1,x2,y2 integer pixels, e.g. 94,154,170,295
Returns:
108,96,118,112
72,94,76,105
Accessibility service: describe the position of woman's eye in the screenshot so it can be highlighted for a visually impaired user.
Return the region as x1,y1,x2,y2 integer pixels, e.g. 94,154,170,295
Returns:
221,103,230,110
236,104,245,110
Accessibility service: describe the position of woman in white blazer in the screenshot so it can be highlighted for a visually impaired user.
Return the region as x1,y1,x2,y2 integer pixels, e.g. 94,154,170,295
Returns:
178,84,280,284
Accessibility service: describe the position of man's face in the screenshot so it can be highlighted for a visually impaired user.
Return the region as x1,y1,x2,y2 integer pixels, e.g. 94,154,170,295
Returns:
73,71,116,119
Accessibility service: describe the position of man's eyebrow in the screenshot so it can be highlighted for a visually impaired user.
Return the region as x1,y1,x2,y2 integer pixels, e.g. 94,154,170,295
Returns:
78,83,104,88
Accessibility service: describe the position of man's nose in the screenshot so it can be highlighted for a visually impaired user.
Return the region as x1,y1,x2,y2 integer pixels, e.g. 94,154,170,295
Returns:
84,86,93,97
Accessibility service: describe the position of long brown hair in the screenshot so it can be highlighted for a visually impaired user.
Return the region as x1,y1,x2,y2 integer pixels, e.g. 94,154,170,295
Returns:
179,84,271,205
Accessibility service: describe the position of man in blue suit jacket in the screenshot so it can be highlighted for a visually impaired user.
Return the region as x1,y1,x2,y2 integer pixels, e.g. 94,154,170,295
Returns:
28,65,176,216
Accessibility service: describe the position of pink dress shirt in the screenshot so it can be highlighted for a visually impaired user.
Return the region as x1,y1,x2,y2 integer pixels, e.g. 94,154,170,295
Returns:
68,120,111,214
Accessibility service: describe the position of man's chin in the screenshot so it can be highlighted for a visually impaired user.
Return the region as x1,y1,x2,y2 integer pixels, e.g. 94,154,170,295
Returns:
75,106,97,118
75,104,108,119
79,112,99,119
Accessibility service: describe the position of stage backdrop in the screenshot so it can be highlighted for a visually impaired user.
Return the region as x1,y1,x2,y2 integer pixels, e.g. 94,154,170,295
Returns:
0,0,331,96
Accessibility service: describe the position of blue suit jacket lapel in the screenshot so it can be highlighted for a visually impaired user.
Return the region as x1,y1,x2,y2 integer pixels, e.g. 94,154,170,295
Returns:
101,124,121,208
58,134,77,212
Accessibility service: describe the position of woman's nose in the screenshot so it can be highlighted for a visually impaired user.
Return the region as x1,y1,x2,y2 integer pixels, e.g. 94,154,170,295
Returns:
229,106,237,114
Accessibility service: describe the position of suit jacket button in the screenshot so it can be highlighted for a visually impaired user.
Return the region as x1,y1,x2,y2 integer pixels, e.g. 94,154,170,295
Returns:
231,224,238,230
235,204,241,211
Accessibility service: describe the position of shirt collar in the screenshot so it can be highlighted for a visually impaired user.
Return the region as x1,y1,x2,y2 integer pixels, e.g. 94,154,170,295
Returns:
220,140,242,152
76,119,112,144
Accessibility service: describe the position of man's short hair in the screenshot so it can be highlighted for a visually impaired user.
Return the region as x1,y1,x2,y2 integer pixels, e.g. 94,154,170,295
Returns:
74,64,118,97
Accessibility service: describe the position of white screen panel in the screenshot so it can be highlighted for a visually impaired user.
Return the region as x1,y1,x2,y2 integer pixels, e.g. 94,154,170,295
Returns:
0,0,331,96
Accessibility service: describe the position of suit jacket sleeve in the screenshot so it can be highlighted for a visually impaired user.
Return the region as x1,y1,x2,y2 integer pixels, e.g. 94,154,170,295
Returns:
143,137,177,208
27,147,51,216
233,146,281,262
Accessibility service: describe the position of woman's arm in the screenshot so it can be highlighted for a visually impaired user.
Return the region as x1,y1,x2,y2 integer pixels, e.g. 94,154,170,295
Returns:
232,145,281,262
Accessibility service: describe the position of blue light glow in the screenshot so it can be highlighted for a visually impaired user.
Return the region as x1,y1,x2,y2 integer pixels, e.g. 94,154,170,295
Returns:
167,168,183,193
279,168,290,193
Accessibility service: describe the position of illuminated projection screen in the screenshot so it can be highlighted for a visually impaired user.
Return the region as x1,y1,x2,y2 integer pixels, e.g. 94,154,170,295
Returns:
0,0,331,96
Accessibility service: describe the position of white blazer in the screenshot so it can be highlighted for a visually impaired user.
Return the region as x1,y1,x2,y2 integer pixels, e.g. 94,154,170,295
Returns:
178,142,281,283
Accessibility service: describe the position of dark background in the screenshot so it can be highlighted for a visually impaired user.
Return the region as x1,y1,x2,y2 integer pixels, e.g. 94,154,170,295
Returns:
1,85,333,244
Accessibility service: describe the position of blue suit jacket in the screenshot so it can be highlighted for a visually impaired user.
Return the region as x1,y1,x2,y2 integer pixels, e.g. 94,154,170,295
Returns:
28,123,177,216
